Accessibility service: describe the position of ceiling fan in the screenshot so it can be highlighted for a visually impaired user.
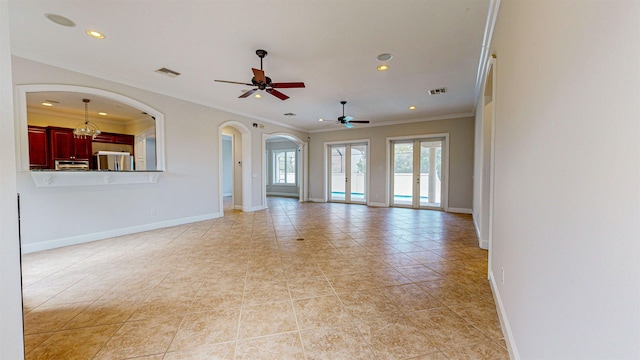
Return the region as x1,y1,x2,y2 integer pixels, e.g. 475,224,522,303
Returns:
214,49,305,100
337,101,370,128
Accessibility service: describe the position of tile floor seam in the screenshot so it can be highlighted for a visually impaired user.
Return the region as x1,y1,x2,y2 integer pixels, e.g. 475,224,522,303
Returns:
163,274,208,359
89,321,126,360
232,246,250,360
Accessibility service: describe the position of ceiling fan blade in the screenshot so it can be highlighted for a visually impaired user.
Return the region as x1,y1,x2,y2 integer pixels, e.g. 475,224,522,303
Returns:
344,122,354,129
270,82,306,88
343,116,354,121
349,120,370,123
239,89,258,98
215,80,253,86
252,68,266,84
266,88,289,100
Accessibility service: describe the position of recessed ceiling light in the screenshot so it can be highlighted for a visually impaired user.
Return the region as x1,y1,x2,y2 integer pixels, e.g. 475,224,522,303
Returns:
98,112,107,116
318,118,324,122
45,13,76,27
377,65,389,71
409,105,416,110
42,102,53,107
86,30,105,39
377,53,393,62
254,94,262,98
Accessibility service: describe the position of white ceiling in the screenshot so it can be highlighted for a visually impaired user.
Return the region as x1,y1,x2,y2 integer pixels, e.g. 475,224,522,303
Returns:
8,0,490,132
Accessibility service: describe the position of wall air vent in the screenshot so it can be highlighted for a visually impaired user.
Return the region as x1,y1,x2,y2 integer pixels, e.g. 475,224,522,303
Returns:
155,67,181,78
428,87,447,95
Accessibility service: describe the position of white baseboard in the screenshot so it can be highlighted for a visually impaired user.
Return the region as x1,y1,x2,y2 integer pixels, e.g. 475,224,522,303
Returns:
266,192,299,198
234,205,243,210
308,198,325,203
473,217,490,249
489,270,520,360
250,205,265,212
22,212,223,254
448,207,472,214
367,202,387,207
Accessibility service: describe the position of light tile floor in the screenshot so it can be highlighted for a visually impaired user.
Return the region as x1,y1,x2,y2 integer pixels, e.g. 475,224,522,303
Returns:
22,197,508,359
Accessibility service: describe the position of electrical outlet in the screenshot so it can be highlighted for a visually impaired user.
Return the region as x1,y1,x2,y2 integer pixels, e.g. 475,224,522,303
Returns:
501,267,505,284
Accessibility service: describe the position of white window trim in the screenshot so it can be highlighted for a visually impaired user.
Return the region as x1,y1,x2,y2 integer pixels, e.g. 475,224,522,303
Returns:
272,149,298,186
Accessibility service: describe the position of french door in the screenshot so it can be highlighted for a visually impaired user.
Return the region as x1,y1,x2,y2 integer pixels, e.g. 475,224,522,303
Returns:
328,143,367,204
391,138,444,209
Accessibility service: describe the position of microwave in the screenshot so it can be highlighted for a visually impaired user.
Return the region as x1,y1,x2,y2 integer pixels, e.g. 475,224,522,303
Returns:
54,160,89,171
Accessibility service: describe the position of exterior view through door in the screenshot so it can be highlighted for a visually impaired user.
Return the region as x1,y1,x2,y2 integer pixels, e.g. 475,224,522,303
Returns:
328,143,367,204
391,138,443,209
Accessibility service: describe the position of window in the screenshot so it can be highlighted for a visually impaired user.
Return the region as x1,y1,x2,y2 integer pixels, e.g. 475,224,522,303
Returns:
273,149,297,185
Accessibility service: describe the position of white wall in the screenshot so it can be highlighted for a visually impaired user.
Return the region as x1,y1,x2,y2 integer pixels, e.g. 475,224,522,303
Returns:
309,117,475,210
12,57,306,252
487,1,640,358
0,2,24,358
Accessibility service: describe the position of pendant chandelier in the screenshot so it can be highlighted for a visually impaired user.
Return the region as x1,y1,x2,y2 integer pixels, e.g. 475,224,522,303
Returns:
73,98,102,139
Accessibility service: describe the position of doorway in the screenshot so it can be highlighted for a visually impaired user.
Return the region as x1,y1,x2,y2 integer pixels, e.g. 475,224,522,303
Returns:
262,133,307,206
221,134,233,211
327,142,368,204
218,121,252,214
389,135,447,210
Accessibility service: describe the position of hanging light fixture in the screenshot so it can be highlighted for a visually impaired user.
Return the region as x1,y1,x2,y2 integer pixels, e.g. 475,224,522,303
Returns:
73,98,101,139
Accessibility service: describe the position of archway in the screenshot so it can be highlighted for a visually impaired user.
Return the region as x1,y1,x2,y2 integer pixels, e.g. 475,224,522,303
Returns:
261,132,308,207
218,121,252,215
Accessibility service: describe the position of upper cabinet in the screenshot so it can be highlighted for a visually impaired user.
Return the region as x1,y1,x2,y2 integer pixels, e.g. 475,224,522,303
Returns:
27,126,49,169
49,127,91,162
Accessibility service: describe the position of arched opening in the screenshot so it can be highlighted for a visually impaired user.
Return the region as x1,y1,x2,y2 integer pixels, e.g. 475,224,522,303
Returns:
262,133,307,207
218,121,252,215
16,84,165,172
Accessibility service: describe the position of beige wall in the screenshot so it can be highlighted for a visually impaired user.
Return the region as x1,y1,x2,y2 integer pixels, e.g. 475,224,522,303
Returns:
308,117,475,210
487,0,640,358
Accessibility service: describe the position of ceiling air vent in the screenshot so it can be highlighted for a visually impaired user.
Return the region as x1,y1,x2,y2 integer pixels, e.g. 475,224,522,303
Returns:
284,113,297,117
428,87,447,95
155,67,181,78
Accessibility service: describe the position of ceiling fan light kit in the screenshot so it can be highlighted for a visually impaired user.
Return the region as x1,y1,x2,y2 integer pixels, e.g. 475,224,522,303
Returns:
336,101,370,128
215,49,305,101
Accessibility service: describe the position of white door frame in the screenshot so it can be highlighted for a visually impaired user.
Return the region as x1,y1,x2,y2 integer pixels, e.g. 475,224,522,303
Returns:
386,133,450,211
323,139,370,204
486,56,497,275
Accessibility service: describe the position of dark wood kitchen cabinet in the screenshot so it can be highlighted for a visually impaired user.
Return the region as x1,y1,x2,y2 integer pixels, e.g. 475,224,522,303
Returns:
27,126,49,169
93,132,134,146
48,127,92,164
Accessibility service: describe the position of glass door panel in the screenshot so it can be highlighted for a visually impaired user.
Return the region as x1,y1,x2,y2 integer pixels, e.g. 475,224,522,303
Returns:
329,145,346,201
419,140,442,208
349,144,367,203
392,139,444,209
392,142,413,206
